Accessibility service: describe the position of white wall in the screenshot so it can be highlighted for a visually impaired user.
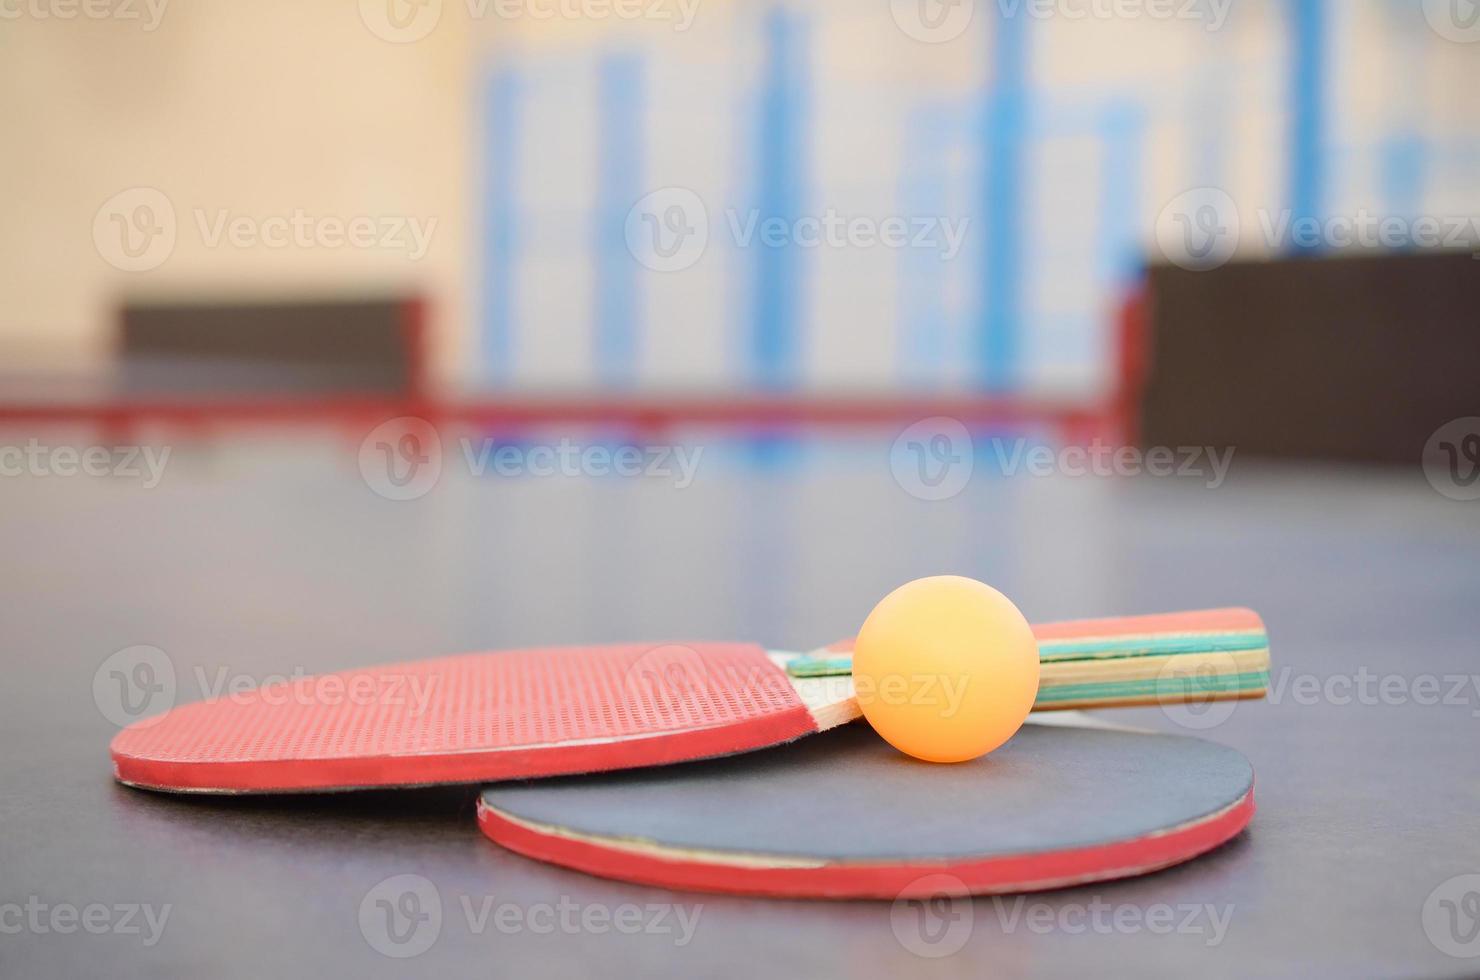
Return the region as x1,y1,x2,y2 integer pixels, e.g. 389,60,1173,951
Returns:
0,0,473,379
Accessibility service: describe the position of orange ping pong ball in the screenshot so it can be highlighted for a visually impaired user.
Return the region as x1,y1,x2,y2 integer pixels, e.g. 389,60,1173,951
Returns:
852,576,1040,763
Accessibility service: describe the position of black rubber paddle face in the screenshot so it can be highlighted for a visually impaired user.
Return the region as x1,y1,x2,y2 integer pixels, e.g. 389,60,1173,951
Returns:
478,721,1256,898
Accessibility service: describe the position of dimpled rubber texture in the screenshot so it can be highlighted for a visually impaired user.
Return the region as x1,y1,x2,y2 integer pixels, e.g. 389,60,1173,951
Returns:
478,722,1256,899
110,643,813,793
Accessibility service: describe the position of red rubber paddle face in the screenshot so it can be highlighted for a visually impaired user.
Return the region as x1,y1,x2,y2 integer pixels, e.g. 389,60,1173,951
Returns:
109,643,814,793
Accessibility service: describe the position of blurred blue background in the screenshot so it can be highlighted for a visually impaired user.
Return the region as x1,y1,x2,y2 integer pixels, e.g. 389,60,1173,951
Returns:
468,0,1480,399
2,0,1477,409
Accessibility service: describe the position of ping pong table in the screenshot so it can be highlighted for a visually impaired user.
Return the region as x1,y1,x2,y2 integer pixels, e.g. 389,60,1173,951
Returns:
1,438,1477,978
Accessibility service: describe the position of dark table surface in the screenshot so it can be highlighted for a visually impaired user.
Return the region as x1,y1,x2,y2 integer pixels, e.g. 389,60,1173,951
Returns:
3,431,1478,978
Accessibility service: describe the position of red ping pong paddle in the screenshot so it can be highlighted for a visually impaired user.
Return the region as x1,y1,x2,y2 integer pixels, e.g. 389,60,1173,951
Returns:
109,609,1267,794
